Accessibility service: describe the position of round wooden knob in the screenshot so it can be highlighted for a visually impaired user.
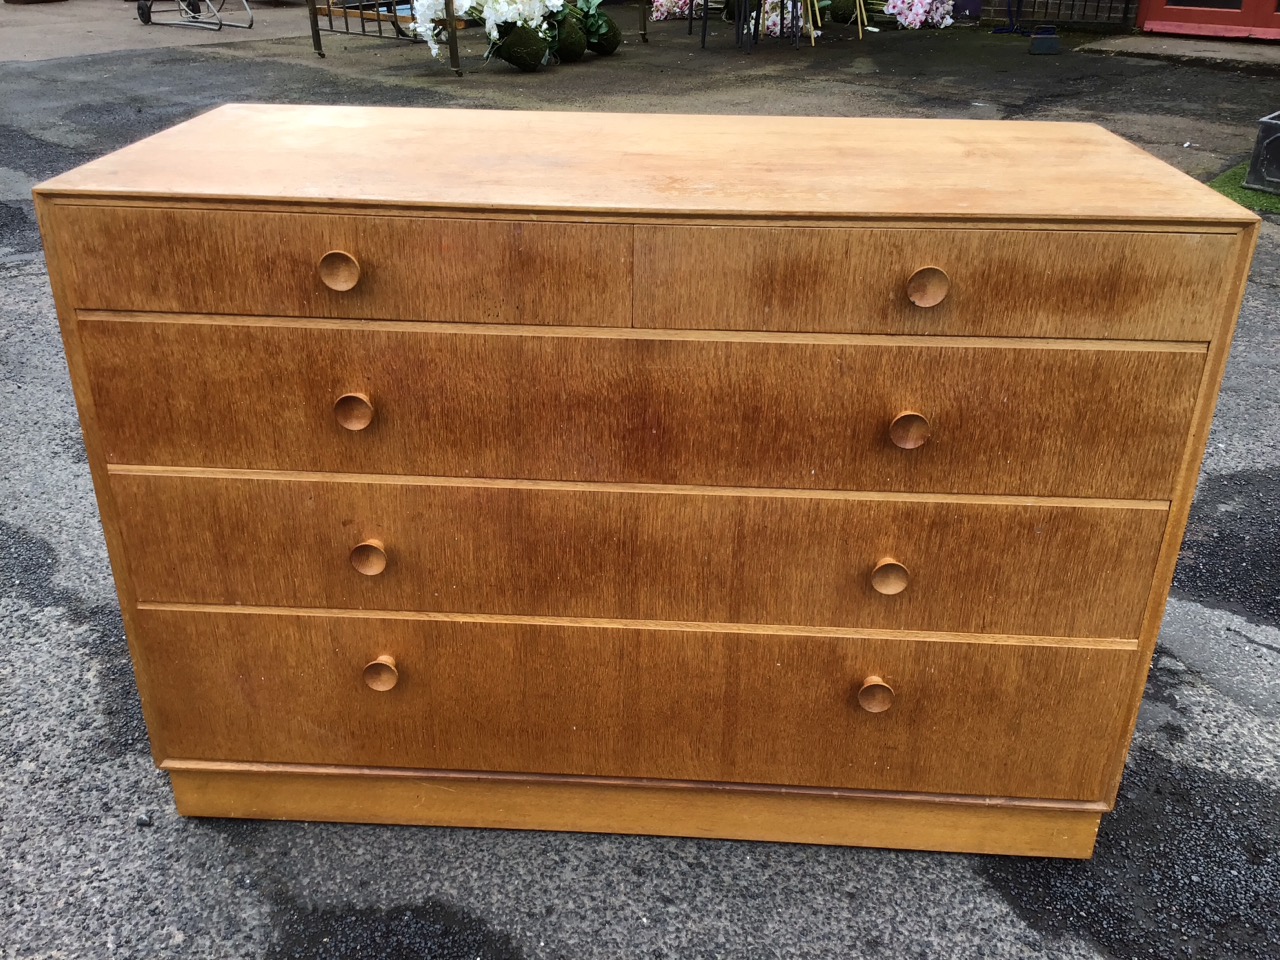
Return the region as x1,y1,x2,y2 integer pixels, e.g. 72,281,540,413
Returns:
334,393,374,431
350,539,387,576
319,250,361,292
870,558,909,596
857,676,894,714
906,266,950,308
363,655,399,692
889,411,931,450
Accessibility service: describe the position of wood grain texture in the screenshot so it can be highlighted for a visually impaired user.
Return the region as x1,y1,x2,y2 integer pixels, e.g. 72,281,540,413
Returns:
33,105,1254,226
132,608,1135,800
166,761,1104,858
51,204,631,325
110,473,1167,638
1102,220,1264,801
29,195,170,766
80,316,1204,499
636,226,1237,340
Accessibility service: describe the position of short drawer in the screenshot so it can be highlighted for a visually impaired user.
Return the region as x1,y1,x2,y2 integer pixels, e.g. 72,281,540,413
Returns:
49,204,631,325
80,317,1204,500
636,226,1237,340
133,609,1136,801
112,473,1167,638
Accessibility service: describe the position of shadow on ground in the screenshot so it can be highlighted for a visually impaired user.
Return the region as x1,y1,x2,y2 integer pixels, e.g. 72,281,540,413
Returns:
982,659,1279,960
265,898,524,960
0,520,145,759
1175,467,1280,627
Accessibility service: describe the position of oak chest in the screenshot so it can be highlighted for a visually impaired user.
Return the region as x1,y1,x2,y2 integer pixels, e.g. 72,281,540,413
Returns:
35,106,1258,858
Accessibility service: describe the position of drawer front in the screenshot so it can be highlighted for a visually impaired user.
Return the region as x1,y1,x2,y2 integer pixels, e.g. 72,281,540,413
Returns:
636,226,1235,340
82,318,1204,499
133,609,1135,801
113,474,1167,638
51,204,631,325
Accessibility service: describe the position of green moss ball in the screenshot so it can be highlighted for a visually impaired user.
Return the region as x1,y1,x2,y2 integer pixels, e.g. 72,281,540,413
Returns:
587,14,622,55
495,24,549,72
557,15,587,62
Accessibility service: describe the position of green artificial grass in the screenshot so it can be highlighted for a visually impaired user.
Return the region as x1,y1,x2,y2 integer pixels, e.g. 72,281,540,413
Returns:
1209,162,1280,215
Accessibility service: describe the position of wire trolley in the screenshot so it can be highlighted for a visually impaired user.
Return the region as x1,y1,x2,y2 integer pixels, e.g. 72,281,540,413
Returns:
137,0,254,31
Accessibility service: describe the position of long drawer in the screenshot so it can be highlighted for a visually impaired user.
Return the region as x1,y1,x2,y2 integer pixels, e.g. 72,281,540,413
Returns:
48,205,632,325
132,609,1136,801
111,473,1167,638
49,203,1236,341
636,225,1237,340
81,316,1205,500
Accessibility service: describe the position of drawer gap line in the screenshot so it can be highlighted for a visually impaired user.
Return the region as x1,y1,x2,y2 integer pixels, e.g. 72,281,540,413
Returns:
107,464,1171,511
133,601,1140,649
78,310,1209,354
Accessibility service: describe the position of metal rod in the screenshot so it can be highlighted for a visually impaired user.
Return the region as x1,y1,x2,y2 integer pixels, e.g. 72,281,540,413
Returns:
443,0,461,73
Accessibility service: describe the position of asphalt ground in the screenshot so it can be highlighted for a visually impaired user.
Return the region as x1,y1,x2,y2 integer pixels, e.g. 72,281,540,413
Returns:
1,12,1277,959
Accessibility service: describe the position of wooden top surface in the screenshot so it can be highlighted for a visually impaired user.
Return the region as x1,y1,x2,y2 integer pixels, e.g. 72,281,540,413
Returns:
34,104,1255,224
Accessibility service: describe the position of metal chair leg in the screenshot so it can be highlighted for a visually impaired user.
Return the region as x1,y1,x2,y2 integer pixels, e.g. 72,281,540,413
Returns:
305,0,326,56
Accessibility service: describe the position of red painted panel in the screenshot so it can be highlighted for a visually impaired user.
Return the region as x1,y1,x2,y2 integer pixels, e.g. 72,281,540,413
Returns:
1140,0,1280,30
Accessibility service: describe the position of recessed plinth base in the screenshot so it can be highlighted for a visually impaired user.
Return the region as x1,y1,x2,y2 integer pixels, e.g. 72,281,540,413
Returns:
164,760,1104,859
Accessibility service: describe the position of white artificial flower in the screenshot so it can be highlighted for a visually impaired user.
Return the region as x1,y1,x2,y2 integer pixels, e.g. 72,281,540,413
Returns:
415,0,578,57
411,0,448,55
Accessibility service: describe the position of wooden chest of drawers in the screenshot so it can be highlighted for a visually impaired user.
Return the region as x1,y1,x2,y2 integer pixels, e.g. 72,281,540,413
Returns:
35,106,1258,858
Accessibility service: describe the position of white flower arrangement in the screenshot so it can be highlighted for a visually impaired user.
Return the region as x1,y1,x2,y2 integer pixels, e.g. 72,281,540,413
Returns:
649,0,704,20
412,0,564,57
475,0,565,41
882,0,952,28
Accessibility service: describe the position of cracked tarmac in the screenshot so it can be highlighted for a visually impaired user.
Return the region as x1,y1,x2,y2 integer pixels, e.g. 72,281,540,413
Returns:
1,14,1277,959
